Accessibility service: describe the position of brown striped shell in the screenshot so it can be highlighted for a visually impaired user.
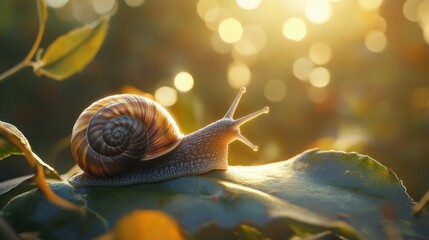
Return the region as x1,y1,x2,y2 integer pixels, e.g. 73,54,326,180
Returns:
71,94,183,177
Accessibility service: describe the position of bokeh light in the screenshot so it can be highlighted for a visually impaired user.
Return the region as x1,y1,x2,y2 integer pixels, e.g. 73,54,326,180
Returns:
365,30,387,53
197,0,219,20
403,0,420,22
308,42,332,65
228,61,251,88
305,0,332,24
309,67,330,88
218,18,243,44
282,18,307,41
234,25,267,56
174,72,194,92
293,57,314,81
418,1,429,23
125,0,145,8
211,33,232,54
46,0,69,8
358,0,383,11
264,79,287,102
154,86,178,107
424,25,429,44
236,0,261,10
92,0,116,15
70,0,97,23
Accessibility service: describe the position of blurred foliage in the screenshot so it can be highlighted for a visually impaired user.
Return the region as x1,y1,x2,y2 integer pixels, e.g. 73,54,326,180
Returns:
0,0,428,202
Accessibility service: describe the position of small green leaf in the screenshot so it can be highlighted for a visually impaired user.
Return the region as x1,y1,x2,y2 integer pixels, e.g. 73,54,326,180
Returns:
33,16,109,80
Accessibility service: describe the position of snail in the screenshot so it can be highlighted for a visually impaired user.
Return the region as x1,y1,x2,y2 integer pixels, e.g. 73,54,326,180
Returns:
69,87,269,186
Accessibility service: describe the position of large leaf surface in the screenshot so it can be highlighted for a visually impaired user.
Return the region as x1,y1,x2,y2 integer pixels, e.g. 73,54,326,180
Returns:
1,150,428,239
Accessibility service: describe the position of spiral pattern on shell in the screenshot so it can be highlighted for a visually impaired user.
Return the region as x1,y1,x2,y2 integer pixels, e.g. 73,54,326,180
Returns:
71,94,183,177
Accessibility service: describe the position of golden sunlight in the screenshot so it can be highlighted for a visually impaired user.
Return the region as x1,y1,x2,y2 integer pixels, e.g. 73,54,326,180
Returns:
282,18,307,41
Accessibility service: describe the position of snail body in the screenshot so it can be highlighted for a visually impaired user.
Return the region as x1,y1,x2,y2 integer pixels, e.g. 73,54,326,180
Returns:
69,87,269,187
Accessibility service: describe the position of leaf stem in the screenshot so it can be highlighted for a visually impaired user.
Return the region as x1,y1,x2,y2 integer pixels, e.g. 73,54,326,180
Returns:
0,0,47,82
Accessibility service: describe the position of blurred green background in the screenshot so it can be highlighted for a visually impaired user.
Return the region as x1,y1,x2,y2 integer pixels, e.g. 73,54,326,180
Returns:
0,0,428,200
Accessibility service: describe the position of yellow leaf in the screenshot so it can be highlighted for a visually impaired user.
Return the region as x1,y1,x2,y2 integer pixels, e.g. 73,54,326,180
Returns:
99,210,184,240
0,121,83,214
34,16,109,80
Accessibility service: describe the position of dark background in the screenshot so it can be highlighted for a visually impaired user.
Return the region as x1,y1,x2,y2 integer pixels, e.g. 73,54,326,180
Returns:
0,0,428,200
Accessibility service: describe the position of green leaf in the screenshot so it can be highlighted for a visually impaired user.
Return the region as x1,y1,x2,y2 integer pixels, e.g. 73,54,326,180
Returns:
33,17,109,80
1,150,428,239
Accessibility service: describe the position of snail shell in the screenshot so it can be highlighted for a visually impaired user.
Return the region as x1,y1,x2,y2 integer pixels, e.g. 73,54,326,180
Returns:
70,94,183,177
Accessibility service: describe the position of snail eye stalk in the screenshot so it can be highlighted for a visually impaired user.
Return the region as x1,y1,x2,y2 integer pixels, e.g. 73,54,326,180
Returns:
223,87,269,151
